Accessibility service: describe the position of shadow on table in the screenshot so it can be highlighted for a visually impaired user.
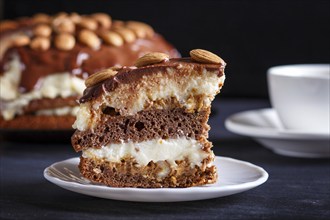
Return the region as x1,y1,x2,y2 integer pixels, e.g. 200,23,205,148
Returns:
2,181,248,219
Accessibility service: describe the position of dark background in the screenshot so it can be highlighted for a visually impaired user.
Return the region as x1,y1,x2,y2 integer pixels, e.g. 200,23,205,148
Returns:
1,0,330,98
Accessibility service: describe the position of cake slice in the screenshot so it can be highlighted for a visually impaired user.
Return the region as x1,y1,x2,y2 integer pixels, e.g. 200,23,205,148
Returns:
71,49,226,188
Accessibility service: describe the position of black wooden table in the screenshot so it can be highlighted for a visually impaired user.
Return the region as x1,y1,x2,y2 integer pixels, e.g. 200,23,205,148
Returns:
1,99,329,220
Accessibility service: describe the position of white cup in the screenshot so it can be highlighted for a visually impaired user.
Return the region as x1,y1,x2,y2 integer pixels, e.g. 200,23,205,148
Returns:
267,64,330,133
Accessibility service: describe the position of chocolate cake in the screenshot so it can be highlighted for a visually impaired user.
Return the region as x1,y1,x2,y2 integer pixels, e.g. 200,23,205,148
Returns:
0,12,179,129
71,49,226,188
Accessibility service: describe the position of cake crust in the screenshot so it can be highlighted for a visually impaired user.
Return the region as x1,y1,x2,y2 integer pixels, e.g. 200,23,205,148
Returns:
79,156,217,188
0,115,75,129
22,97,77,114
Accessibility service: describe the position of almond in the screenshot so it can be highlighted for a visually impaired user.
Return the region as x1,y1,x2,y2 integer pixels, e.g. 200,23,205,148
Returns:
113,27,136,43
54,12,68,20
79,29,101,49
100,31,123,47
55,33,75,50
128,27,146,38
33,24,52,37
79,17,98,30
69,12,81,24
85,68,117,87
32,13,51,24
135,52,169,67
112,20,124,28
12,35,30,47
92,13,112,29
30,37,50,51
126,23,147,38
0,20,18,32
190,49,224,64
53,18,75,34
110,64,123,71
126,21,154,38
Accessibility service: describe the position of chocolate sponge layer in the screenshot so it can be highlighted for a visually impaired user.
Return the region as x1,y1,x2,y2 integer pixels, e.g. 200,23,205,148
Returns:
79,156,217,188
71,107,210,152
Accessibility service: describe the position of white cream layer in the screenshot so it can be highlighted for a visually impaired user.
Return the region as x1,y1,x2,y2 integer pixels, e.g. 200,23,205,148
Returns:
106,69,225,116
0,56,85,120
36,106,80,116
82,138,209,168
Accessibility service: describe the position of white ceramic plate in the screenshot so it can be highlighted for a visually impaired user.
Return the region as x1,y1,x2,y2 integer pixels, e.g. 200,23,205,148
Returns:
225,108,330,158
44,156,268,202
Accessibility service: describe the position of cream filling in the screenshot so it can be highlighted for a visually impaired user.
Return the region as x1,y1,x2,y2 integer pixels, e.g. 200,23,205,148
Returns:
107,69,225,115
82,138,210,168
73,69,225,131
36,106,80,116
72,103,92,130
0,55,22,100
0,56,86,120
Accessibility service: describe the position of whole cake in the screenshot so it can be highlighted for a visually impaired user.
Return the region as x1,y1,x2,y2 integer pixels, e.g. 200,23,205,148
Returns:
0,12,179,129
71,49,226,188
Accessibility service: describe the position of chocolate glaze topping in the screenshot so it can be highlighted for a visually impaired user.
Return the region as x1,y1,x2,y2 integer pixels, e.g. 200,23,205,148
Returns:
0,15,180,93
79,58,225,103
13,35,178,92
1,35,178,92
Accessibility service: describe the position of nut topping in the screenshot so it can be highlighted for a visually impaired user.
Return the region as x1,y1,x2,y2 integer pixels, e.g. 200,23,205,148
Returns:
79,29,101,49
33,24,52,37
190,49,224,64
53,18,75,34
79,17,98,30
12,35,30,47
55,33,75,50
32,13,51,24
112,20,124,28
85,68,118,87
100,31,124,47
129,27,146,38
126,23,147,38
69,12,81,24
113,27,136,43
30,37,50,51
135,52,169,67
92,13,112,29
54,12,68,20
110,64,123,71
2,13,159,52
126,21,154,38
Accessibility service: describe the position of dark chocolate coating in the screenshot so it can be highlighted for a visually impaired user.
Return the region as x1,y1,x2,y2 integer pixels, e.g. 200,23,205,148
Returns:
79,58,225,103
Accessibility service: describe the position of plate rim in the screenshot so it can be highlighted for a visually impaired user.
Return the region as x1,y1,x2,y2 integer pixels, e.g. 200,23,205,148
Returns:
43,156,268,201
225,108,330,140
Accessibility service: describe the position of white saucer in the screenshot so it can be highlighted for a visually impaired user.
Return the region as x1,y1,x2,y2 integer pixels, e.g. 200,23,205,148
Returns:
225,108,330,158
44,156,268,202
